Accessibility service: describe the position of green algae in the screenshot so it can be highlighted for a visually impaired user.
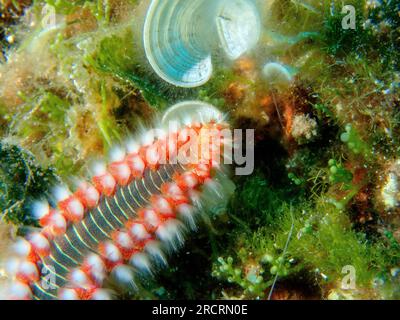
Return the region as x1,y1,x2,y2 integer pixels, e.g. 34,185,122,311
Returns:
86,29,169,109
0,142,58,226
214,179,400,299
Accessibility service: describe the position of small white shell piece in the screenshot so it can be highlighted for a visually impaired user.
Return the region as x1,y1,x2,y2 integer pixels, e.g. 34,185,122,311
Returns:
262,62,294,89
161,101,224,127
143,0,261,87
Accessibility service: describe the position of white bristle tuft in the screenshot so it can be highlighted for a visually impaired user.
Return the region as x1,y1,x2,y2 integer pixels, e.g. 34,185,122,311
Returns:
156,219,186,251
112,265,136,288
109,147,126,162
18,260,38,278
125,139,140,154
50,210,67,229
103,242,122,262
198,173,235,214
188,189,202,208
85,253,106,284
204,179,224,199
31,200,50,220
142,209,161,230
91,269,106,285
58,288,79,300
53,185,71,202
5,257,20,275
177,204,197,231
91,161,107,176
145,241,167,267
69,198,84,214
86,253,105,272
12,238,31,257
91,289,112,300
130,253,153,275
9,281,32,300
29,232,49,251
141,130,155,146
146,146,160,166
129,223,150,242
116,232,134,249
70,269,90,288
86,187,100,204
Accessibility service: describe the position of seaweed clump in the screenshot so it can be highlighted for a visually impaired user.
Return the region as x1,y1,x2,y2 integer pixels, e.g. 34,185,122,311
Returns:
0,142,58,225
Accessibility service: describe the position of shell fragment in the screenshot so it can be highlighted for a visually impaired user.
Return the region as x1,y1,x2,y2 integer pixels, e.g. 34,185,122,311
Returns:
143,0,261,87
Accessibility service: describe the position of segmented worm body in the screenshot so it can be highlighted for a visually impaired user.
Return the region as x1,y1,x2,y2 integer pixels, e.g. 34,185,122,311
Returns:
3,103,231,300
